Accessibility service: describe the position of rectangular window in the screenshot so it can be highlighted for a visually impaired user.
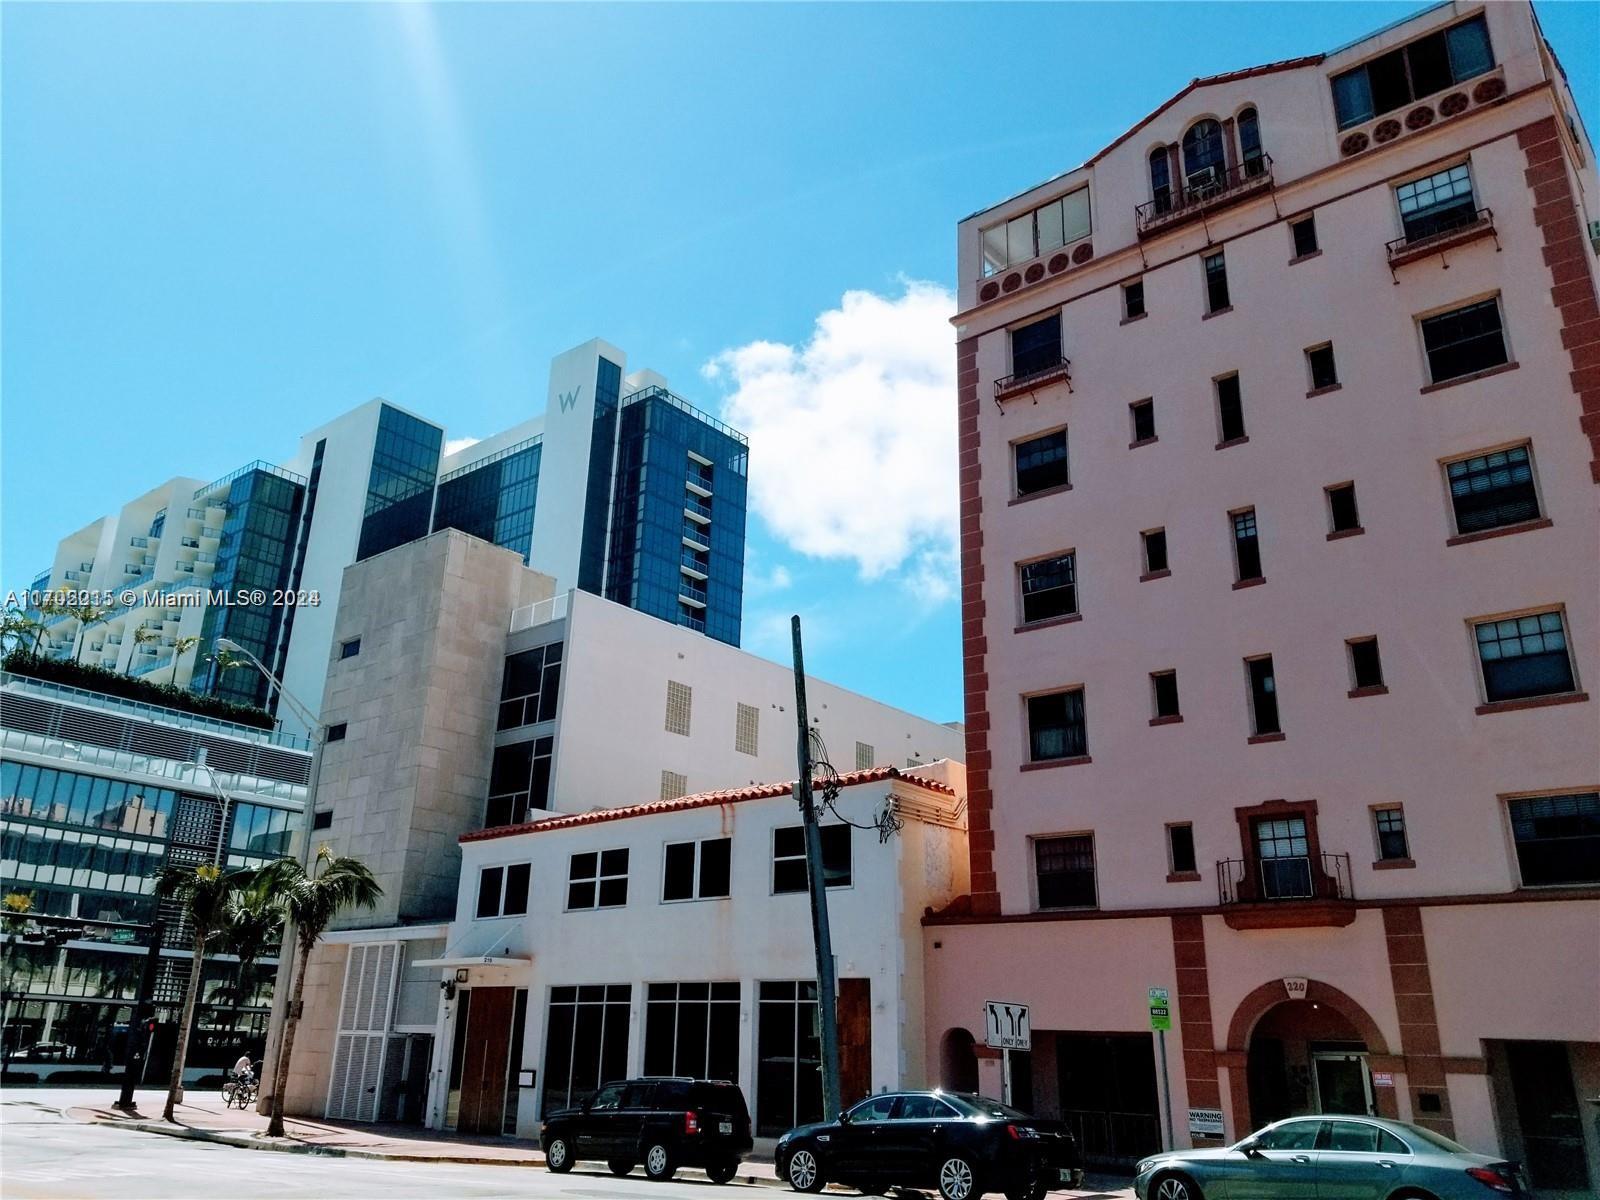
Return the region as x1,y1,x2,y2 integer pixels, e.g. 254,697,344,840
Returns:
1019,553,1078,624
1331,15,1494,128
475,863,529,918
568,848,629,910
1508,792,1600,886
1233,509,1262,582
735,702,760,756
1291,216,1318,258
1373,808,1409,862
326,722,348,743
1027,688,1087,761
1130,399,1156,444
1254,816,1311,898
981,187,1092,275
1307,344,1339,391
1014,429,1070,497
339,638,361,660
1327,483,1361,533
1123,280,1146,320
1397,163,1478,242
1446,444,1540,534
486,736,554,827
772,824,851,893
643,982,741,1082
1167,823,1197,875
1011,313,1063,380
1216,374,1245,443
1349,637,1384,690
853,741,874,770
312,809,333,831
1152,671,1180,719
1247,656,1280,735
1034,834,1097,909
1143,528,1168,574
1203,251,1230,313
661,770,688,801
662,837,732,902
541,983,632,1117
498,641,564,729
665,680,693,736
1474,611,1576,703
1421,298,1508,383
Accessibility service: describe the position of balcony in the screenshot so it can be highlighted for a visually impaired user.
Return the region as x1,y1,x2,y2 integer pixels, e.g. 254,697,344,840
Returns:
1385,207,1498,279
994,354,1073,406
129,536,149,549
1217,852,1355,929
186,507,206,520
684,496,713,522
682,524,709,550
680,551,709,579
680,579,708,607
1136,155,1274,238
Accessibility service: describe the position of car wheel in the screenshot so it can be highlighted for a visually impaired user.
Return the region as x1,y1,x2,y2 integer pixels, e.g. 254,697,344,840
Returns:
937,1154,979,1200
786,1147,826,1193
1154,1172,1203,1200
643,1141,676,1181
608,1159,635,1177
706,1158,739,1185
544,1135,574,1174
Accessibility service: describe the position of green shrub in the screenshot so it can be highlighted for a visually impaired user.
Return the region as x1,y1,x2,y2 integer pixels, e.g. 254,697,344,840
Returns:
2,650,277,732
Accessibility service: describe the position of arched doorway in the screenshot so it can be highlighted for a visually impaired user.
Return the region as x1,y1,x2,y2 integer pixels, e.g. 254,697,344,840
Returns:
1246,1000,1371,1128
940,1027,978,1093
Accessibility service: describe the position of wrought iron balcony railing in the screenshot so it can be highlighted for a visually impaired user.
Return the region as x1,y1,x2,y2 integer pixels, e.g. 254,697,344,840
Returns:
1218,852,1352,907
994,355,1073,405
1385,207,1497,278
1136,154,1274,237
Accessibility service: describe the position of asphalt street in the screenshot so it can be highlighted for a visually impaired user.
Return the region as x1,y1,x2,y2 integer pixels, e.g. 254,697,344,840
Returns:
0,1092,768,1200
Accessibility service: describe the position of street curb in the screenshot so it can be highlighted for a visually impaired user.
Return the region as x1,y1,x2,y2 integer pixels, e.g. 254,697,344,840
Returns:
71,1112,811,1187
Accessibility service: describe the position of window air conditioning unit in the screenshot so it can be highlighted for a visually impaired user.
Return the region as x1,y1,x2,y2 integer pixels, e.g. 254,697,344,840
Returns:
1186,166,1223,200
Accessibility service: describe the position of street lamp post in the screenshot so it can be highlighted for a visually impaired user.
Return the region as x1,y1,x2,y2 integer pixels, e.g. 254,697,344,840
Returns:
213,638,326,1117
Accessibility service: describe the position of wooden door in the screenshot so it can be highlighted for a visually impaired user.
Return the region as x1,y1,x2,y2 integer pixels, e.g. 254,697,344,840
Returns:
456,986,514,1135
837,978,872,1108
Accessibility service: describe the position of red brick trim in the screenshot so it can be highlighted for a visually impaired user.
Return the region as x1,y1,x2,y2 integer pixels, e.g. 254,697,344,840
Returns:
1166,870,1203,883
1373,857,1416,870
1442,1056,1489,1075
1418,360,1521,395
1170,915,1225,1139
1519,117,1599,480
1383,906,1453,1137
1445,517,1553,546
957,336,1000,915
1475,691,1588,716
1020,755,1093,771
1326,526,1365,541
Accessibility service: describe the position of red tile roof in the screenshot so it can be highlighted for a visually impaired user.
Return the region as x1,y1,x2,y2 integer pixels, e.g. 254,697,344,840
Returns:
460,765,956,844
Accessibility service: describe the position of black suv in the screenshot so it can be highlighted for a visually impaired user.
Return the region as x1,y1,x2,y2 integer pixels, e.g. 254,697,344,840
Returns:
541,1076,753,1183
775,1090,1083,1200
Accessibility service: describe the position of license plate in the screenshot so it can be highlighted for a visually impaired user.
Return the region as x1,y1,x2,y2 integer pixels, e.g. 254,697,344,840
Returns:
1059,1169,1074,1183
719,1121,733,1134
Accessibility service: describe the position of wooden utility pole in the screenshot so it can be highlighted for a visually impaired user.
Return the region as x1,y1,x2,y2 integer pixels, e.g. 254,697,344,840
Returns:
791,615,841,1120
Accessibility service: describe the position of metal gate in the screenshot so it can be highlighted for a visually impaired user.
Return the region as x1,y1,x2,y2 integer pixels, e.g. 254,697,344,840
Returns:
325,942,399,1122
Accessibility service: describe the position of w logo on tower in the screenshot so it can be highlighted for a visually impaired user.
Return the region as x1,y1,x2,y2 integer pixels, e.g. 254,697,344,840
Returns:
557,385,583,413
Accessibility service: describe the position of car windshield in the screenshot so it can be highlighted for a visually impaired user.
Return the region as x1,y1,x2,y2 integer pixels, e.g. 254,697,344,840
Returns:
1401,1123,1471,1155
948,1094,1028,1120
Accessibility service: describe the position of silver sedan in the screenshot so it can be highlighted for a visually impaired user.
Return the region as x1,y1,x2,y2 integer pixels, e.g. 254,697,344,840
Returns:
1133,1114,1530,1200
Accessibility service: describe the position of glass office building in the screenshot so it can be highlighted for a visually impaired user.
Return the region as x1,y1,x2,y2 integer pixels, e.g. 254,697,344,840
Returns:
357,404,445,562
432,437,543,561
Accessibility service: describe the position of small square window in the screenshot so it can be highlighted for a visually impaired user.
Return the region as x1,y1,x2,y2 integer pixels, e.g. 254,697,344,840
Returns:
1152,671,1180,719
1203,251,1230,313
339,638,362,660
773,824,851,893
1327,483,1361,533
312,809,333,831
1130,399,1156,444
1291,216,1318,258
326,722,348,743
1167,824,1197,875
1373,807,1409,861
1142,529,1168,575
1216,375,1245,443
1349,637,1384,689
1123,280,1146,320
1307,344,1339,391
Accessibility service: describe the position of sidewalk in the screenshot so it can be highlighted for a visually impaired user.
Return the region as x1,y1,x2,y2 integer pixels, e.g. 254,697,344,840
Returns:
64,1089,1135,1197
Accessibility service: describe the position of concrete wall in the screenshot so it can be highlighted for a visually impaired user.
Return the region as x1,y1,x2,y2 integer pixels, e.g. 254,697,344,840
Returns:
280,940,349,1117
315,529,554,927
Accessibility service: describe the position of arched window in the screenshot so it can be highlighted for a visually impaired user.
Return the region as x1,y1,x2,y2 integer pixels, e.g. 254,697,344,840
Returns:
1149,148,1172,214
1238,108,1265,177
1182,119,1226,185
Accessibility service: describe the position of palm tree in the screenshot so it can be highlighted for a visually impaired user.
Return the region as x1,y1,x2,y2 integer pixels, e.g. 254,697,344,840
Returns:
168,635,201,686
67,603,112,664
132,624,161,674
0,603,44,657
219,877,283,1058
153,863,250,1122
259,847,381,1137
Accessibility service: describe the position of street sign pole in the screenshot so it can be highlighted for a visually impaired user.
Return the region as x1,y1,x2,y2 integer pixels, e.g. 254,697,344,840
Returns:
1000,1047,1012,1106
116,918,165,1112
1149,986,1175,1151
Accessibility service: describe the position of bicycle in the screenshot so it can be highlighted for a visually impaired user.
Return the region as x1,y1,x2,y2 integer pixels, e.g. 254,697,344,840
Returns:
222,1062,261,1109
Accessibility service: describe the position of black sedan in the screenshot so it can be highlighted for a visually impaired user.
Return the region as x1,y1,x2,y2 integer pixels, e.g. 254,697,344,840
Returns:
775,1090,1083,1200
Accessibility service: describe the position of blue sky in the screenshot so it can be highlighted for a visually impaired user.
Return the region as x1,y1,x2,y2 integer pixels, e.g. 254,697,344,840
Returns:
4,2,1596,725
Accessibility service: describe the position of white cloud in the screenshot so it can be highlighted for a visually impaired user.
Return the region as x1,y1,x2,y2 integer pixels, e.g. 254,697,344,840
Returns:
443,436,481,457
744,563,793,596
704,281,957,591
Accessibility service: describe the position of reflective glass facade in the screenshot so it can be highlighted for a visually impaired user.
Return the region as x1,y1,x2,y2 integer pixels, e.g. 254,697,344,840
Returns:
432,439,543,562
605,390,747,647
194,468,307,709
357,404,444,562
577,357,623,593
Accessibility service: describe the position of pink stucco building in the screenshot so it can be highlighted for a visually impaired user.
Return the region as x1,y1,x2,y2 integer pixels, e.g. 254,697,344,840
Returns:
926,2,1599,1193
